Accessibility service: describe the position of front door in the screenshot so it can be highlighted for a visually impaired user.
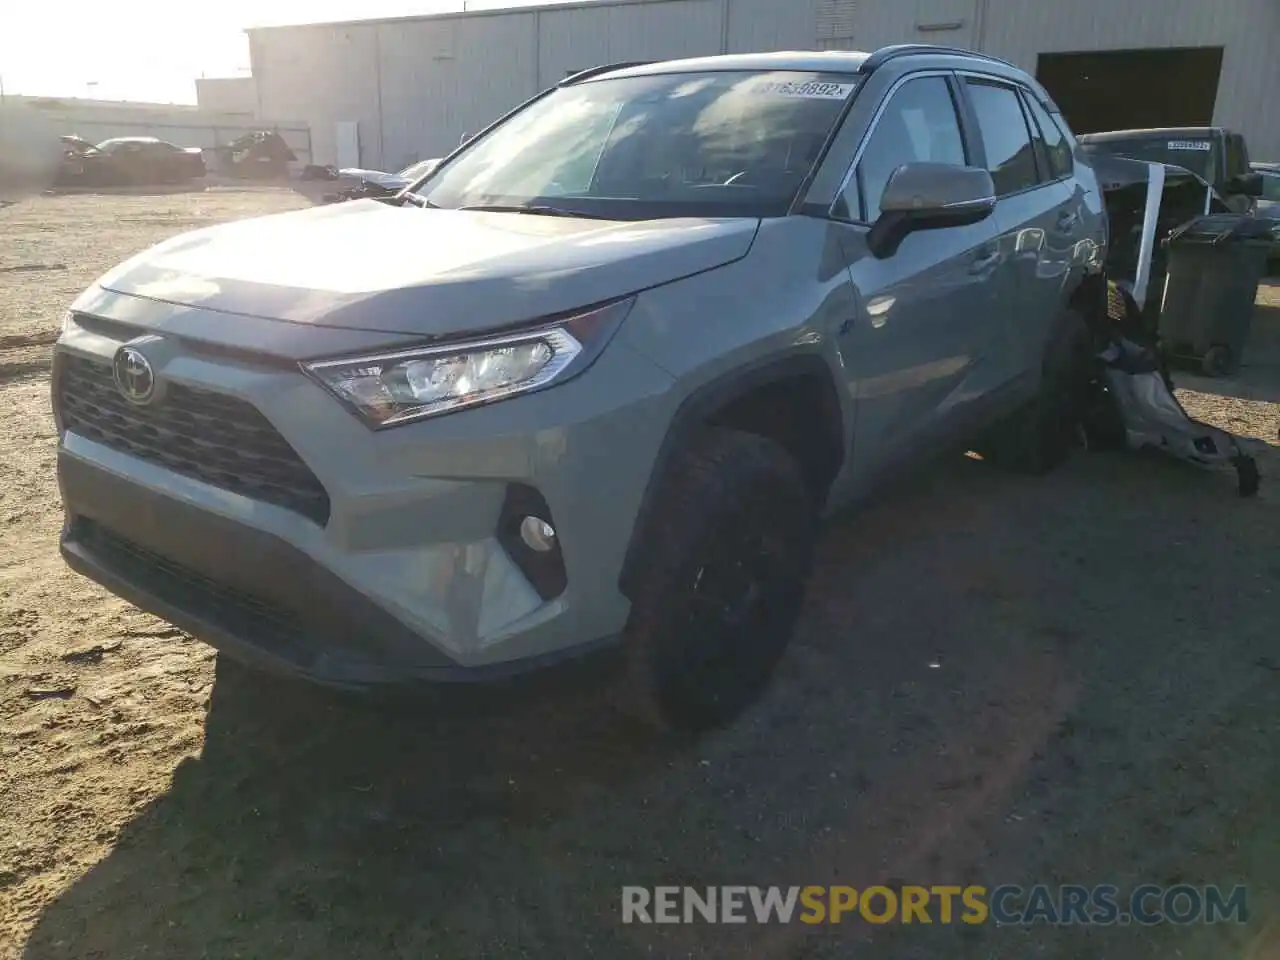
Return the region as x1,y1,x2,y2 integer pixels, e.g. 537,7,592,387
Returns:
829,72,1008,487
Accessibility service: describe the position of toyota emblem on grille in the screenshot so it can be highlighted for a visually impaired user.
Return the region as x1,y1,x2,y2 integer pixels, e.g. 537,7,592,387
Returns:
112,345,156,404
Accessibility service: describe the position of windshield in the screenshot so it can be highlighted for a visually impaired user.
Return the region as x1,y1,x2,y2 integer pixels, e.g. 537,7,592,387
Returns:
1089,135,1218,183
414,70,860,220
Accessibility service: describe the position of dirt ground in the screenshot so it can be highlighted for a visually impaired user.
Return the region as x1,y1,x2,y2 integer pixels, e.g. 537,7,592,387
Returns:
2,188,1279,960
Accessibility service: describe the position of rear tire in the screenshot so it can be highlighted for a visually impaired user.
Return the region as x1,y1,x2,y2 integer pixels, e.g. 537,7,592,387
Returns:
623,428,815,734
978,307,1093,474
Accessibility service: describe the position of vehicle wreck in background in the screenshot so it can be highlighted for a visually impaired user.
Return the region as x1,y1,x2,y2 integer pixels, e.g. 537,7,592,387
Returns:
1081,150,1262,494
1078,126,1263,213
215,131,298,180
317,157,442,203
54,135,206,187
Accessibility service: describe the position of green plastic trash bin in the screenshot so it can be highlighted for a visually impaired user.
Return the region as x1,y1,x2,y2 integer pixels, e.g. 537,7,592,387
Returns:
1158,213,1273,376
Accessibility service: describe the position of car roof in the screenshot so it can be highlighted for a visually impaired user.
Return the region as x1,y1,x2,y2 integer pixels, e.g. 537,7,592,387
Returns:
591,44,1042,81
586,46,1048,103
99,136,163,145
1079,127,1221,142
599,50,871,78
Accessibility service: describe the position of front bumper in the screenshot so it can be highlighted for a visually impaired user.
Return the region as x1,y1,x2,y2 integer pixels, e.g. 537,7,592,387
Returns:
53,301,676,684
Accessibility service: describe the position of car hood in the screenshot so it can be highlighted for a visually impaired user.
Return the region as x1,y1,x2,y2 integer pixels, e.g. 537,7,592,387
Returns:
94,199,760,335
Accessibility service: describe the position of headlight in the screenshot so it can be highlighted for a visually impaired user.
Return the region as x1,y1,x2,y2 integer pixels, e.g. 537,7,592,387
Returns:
302,297,633,427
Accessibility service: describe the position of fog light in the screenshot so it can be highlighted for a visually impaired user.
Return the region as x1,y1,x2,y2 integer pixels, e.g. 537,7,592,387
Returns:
498,485,567,600
519,516,557,553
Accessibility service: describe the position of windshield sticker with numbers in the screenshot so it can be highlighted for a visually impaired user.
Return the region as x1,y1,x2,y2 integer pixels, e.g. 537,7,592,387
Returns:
1167,140,1212,151
751,80,857,100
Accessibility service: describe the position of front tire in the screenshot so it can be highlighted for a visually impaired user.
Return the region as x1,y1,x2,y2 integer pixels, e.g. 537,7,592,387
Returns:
623,428,815,733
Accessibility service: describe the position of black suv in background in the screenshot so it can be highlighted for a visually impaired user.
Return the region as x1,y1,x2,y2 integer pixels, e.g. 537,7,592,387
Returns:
1078,126,1263,212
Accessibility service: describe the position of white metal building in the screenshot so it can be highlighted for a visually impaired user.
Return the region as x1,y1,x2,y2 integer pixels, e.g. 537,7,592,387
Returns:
194,77,260,118
247,0,1280,170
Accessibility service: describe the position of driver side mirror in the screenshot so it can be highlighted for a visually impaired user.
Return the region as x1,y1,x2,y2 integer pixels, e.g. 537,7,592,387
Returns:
868,163,997,259
1225,171,1263,198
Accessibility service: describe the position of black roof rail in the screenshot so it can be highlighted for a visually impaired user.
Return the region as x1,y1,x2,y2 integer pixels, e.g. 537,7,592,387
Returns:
559,61,653,85
860,44,1019,73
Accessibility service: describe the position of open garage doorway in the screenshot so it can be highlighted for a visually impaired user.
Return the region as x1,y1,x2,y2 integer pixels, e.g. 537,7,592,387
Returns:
1036,47,1224,134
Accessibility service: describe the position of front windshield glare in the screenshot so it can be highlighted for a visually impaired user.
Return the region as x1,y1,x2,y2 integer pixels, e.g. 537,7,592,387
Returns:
418,71,859,219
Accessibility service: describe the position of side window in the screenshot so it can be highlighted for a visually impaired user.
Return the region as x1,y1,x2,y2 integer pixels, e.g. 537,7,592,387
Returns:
1021,92,1073,180
965,79,1038,196
843,75,966,222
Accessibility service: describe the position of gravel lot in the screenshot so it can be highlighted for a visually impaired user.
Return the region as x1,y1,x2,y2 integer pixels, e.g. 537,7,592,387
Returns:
1,189,1278,959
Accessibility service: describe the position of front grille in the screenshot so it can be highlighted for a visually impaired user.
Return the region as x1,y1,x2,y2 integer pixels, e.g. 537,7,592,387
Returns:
56,354,330,525
77,520,305,649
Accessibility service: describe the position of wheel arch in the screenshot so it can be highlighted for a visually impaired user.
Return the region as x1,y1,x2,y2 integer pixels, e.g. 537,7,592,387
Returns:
618,352,846,599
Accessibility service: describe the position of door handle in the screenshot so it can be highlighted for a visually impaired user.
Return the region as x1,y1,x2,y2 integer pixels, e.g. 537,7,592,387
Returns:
969,245,1001,274
1056,211,1079,232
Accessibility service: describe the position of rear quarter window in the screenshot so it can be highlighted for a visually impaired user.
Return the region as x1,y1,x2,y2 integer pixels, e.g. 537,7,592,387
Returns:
1021,94,1073,180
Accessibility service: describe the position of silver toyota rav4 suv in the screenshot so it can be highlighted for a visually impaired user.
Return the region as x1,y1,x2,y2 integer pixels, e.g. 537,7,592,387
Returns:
53,46,1107,732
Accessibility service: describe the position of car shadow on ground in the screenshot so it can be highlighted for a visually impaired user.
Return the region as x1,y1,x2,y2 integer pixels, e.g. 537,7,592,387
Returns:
18,448,1280,959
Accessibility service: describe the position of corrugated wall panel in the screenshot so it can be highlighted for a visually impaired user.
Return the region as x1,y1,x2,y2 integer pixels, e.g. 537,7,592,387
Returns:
978,0,1280,158
816,0,858,41
252,25,381,167
249,0,1278,168
377,13,538,167
536,0,723,87
727,0,818,52
839,0,978,50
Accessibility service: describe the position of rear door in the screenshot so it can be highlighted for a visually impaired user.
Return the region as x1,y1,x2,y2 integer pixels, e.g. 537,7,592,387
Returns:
958,75,1074,386
828,71,1006,484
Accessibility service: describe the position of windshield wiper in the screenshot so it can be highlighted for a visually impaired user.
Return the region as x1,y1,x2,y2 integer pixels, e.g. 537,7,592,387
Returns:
401,192,439,208
456,203,589,218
